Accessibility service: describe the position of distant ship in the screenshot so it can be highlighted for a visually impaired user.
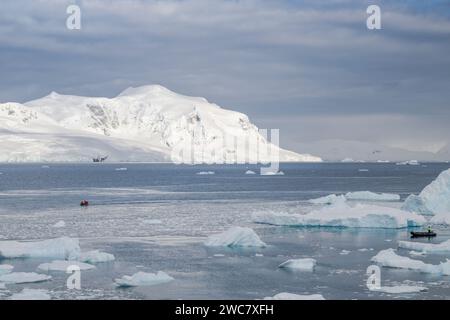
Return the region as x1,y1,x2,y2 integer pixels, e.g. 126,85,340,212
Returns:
93,155,108,163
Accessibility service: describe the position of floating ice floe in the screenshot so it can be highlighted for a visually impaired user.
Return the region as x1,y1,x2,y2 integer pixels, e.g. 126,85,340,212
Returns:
399,239,450,254
396,160,420,166
278,258,316,271
264,292,325,300
38,260,96,272
115,271,174,287
402,168,450,217
260,171,284,176
340,250,351,255
115,167,128,171
308,194,346,205
80,250,115,264
0,272,52,284
371,249,450,275
0,264,13,275
369,285,427,294
358,169,369,172
204,227,266,247
409,251,426,257
52,220,66,228
245,170,256,175
196,171,215,175
9,288,51,300
0,237,80,260
253,201,426,229
345,191,400,201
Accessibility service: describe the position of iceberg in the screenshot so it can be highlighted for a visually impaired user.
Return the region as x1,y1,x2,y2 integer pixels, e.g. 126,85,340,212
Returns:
371,249,450,275
430,213,450,225
253,202,426,229
0,272,52,284
9,288,51,300
345,191,400,201
204,227,266,247
38,260,96,272
278,258,316,271
80,250,115,264
308,194,346,205
402,169,450,216
264,292,325,300
398,239,450,254
114,271,174,287
0,237,80,260
369,285,427,294
0,264,14,275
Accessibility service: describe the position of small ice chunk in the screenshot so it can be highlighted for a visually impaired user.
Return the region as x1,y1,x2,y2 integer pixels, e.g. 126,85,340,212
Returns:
9,288,51,300
0,264,14,275
204,227,266,248
264,292,325,300
345,191,400,201
0,272,51,284
196,171,215,175
114,271,174,287
0,237,80,260
340,250,351,255
308,194,346,205
396,160,420,166
245,170,256,175
370,285,427,294
409,251,426,257
52,221,66,228
261,171,284,176
80,250,115,264
38,260,96,272
278,258,316,271
399,239,450,254
115,168,128,171
358,169,369,172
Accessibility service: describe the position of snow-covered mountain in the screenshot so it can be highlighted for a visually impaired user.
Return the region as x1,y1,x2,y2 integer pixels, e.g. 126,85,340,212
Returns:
0,85,321,163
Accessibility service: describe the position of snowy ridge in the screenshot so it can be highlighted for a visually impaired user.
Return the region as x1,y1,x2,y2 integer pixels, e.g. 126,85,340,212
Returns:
0,85,321,163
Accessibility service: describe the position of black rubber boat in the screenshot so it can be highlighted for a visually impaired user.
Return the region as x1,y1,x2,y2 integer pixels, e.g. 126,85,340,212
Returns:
410,231,436,238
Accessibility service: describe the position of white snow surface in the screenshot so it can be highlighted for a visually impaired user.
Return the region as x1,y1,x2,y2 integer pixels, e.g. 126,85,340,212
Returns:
402,169,450,216
80,250,115,264
114,271,174,287
0,237,80,260
37,260,96,272
398,240,450,254
0,85,321,163
264,292,325,300
253,201,426,229
371,249,450,275
9,288,51,300
0,272,52,284
204,227,266,247
278,258,316,271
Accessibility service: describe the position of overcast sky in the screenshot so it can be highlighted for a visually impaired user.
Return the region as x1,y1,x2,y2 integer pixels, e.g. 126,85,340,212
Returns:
1,0,449,153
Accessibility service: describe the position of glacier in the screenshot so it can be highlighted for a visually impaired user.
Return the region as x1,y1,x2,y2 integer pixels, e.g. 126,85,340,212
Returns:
0,85,321,163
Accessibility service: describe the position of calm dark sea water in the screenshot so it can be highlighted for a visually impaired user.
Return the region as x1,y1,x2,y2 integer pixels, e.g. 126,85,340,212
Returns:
0,162,449,300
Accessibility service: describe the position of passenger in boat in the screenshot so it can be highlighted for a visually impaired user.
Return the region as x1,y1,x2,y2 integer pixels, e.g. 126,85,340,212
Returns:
427,225,433,233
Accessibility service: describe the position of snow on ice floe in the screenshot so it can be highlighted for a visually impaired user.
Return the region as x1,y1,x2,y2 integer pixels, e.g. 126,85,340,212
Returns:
80,250,115,264
264,292,325,300
9,288,51,300
402,168,450,217
371,249,450,275
369,285,427,294
114,271,174,287
344,191,400,201
399,239,450,254
52,220,66,228
204,227,266,247
0,272,51,284
0,264,14,275
245,170,256,175
38,260,96,272
196,171,215,175
278,258,316,271
253,201,426,229
0,237,80,260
